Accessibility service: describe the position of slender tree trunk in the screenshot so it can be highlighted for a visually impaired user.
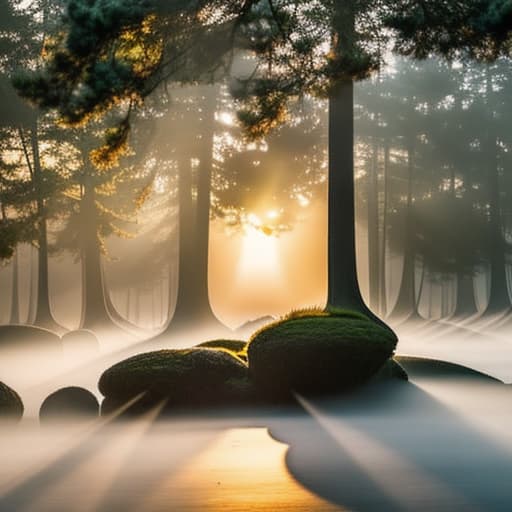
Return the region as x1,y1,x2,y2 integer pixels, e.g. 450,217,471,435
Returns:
26,245,36,324
79,173,113,330
31,121,61,332
9,249,20,324
482,66,509,316
389,140,420,321
379,142,389,317
367,139,380,312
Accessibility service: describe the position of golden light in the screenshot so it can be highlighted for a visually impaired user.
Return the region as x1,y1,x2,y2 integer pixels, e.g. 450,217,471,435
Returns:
237,221,280,281
217,111,235,126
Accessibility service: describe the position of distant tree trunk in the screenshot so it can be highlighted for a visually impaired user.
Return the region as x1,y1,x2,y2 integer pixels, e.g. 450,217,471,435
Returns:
165,86,223,333
367,140,380,313
26,245,36,324
379,141,390,317
452,271,478,318
389,140,420,321
9,249,20,324
482,66,509,316
79,173,113,330
30,121,62,332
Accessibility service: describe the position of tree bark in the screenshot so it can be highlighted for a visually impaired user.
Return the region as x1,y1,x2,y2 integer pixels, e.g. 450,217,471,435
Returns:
79,173,113,330
31,121,62,332
379,142,390,317
389,140,420,321
9,249,20,324
164,86,223,333
367,139,380,313
482,66,510,316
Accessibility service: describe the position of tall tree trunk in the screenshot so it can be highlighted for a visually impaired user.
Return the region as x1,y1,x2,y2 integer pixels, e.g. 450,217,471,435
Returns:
79,173,113,330
367,140,380,312
482,66,509,316
326,6,386,327
389,140,420,321
164,86,223,333
327,80,368,313
9,249,20,324
31,121,62,332
26,245,36,324
379,141,390,317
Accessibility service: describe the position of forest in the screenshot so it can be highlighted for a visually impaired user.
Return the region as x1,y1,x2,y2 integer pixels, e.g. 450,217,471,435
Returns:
1,1,512,511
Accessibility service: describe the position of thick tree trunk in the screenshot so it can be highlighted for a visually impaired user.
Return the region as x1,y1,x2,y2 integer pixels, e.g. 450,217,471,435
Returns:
164,86,223,333
326,80,385,327
389,141,421,321
79,174,113,330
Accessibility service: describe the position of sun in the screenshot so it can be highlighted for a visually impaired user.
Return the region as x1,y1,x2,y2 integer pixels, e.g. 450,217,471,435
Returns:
237,215,280,280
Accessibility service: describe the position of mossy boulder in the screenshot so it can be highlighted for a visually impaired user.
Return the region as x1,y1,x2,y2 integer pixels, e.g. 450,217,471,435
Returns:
196,339,248,361
99,348,259,416
39,387,99,423
247,309,398,398
196,339,247,352
0,381,24,422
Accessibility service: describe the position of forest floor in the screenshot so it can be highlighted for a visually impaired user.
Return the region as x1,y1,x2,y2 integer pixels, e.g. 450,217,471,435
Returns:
1,319,512,511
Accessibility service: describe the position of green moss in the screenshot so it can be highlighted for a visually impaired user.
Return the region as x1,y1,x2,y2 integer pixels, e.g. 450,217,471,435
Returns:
0,381,23,422
196,339,247,355
247,313,397,398
98,348,257,415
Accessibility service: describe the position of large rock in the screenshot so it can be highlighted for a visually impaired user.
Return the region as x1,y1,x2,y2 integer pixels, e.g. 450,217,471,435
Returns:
39,387,99,423
99,348,258,416
247,309,398,398
396,356,500,381
196,339,247,353
0,381,24,422
195,339,248,361
0,325,61,352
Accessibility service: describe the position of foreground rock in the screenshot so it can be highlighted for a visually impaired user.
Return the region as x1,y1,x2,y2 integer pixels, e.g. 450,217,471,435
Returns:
196,339,247,360
40,387,99,423
247,309,398,398
396,355,500,382
0,381,24,422
99,348,259,416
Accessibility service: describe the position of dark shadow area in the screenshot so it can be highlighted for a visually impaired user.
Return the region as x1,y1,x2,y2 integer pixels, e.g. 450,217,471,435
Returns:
269,381,512,511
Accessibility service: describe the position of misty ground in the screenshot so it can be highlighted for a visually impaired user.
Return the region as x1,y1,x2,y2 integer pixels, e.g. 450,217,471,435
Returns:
1,319,512,512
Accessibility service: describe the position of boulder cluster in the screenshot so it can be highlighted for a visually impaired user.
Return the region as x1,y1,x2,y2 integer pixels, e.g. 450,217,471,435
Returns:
98,309,406,416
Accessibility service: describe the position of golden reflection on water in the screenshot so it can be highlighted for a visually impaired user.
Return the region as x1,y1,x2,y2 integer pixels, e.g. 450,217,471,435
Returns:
141,427,342,512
